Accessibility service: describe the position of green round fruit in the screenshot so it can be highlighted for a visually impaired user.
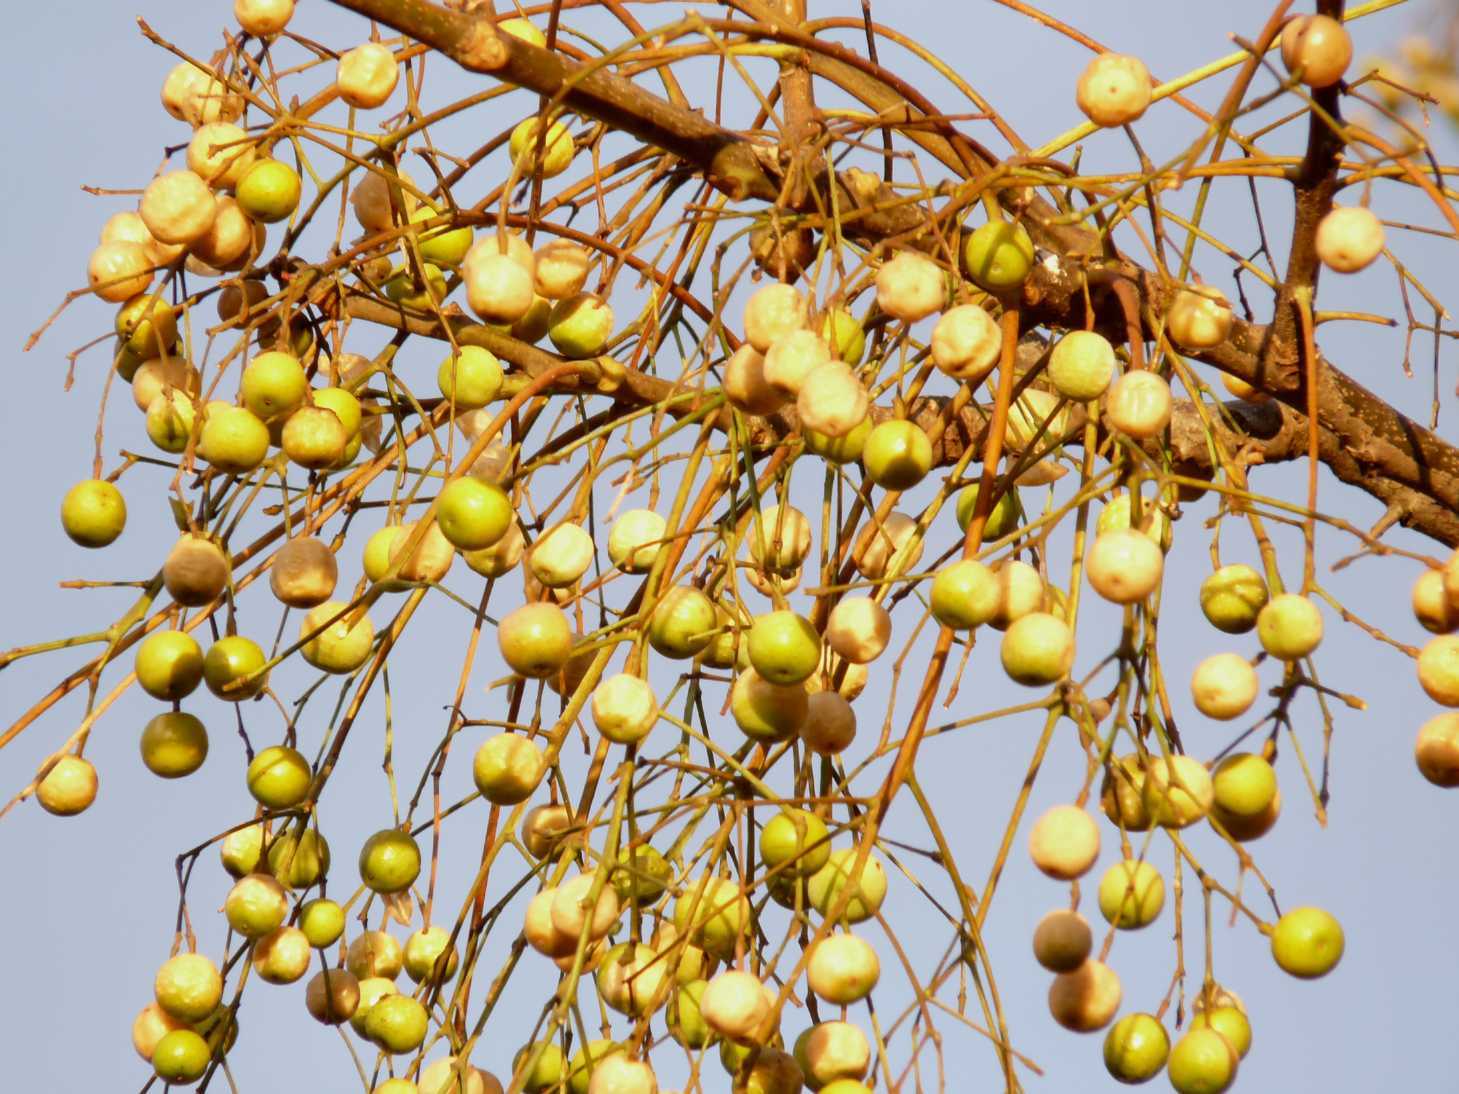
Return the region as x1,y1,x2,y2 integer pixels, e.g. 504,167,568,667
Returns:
673,875,750,960
548,292,613,358
220,824,264,878
1048,330,1116,402
246,745,312,809
383,262,447,309
403,926,460,984
1192,1005,1251,1060
267,828,330,889
61,479,126,547
731,669,808,742
1210,753,1277,820
135,629,206,701
224,872,289,938
1271,906,1344,978
669,979,711,1048
299,898,346,948
566,1040,625,1094
805,414,872,464
358,828,421,894
955,483,1022,541
1167,1028,1237,1094
613,843,673,906
412,205,474,267
241,351,307,421
364,993,428,1053
116,293,178,356
1097,860,1165,929
514,1040,566,1092
746,610,821,686
198,405,270,474
472,732,546,805
822,307,866,365
236,159,302,224
961,219,1034,293
930,559,1001,630
861,420,933,491
1102,1012,1169,1084
140,712,209,778
203,635,269,701
760,809,831,878
152,1029,211,1085
498,602,573,679
999,612,1074,686
1256,593,1323,660
437,345,503,409
435,478,512,551
807,849,887,924
1199,564,1268,634
647,586,718,659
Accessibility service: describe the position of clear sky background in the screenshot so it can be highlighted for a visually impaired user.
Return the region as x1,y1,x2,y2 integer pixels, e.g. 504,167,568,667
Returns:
4,2,1458,1092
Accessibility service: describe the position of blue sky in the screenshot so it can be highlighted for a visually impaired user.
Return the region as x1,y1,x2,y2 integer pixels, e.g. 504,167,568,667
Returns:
3,2,1457,1091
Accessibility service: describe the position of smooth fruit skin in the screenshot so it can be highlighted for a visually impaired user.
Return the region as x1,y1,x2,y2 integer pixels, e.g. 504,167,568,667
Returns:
808,933,881,1005
931,559,1001,630
1256,593,1324,660
760,808,831,877
436,478,512,550
404,926,460,984
1316,206,1384,273
155,953,224,1022
498,602,573,678
300,600,376,674
731,668,808,742
198,406,270,474
246,745,312,809
1102,1012,1170,1084
956,483,1023,540
472,732,546,805
807,849,887,924
365,994,429,1053
746,610,821,686
1192,1006,1251,1060
1190,653,1259,721
861,419,933,491
140,712,210,778
152,1028,212,1085
224,872,288,938
1142,755,1214,829
267,829,330,889
1048,330,1115,401
647,587,718,660
1418,635,1459,706
205,635,269,701
1415,712,1459,787
1199,565,1268,634
1280,14,1352,89
136,630,206,701
1087,529,1164,604
1167,1028,1237,1094
1032,909,1093,973
235,159,302,223
359,828,422,894
36,755,98,815
438,346,503,408
1000,612,1075,686
1028,804,1100,880
962,220,1034,293
1076,52,1153,127
1210,753,1278,819
1048,960,1122,1033
300,898,346,948
1271,906,1345,978
1098,860,1165,929
60,479,126,547
1166,286,1233,351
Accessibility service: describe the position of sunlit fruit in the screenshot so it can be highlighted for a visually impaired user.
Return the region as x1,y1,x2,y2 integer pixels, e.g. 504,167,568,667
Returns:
198,403,269,473
1316,205,1383,273
235,0,294,35
1076,52,1153,127
552,871,622,942
807,933,880,1005
853,510,923,580
155,953,224,1022
1087,529,1163,604
668,980,711,1048
524,888,576,958
1105,370,1172,439
1032,909,1092,973
1419,634,1459,705
1028,804,1100,880
246,746,311,810
364,994,429,1053
930,303,1002,382
409,204,474,268
162,60,240,124
141,170,217,246
422,1057,505,1094
1167,1028,1237,1094
135,630,205,701
436,346,503,409
1190,653,1259,720
301,600,376,673
347,931,404,980
760,808,830,878
528,521,594,586
602,508,663,573
1192,1005,1251,1060
548,292,614,357
747,610,820,685
359,828,421,894
473,732,546,804
648,586,718,659
337,42,399,108
300,898,346,948
140,712,210,778
282,406,349,469
220,823,264,878
1167,286,1233,351
533,239,590,299
513,1040,566,1093
224,872,288,938
235,159,302,224
352,168,418,231
1256,593,1323,660
956,483,1023,540
434,478,512,552
1101,754,1152,831
1200,564,1268,633
348,977,398,1036
591,673,658,745
725,345,785,415
989,559,1046,630
1102,1012,1169,1084
1098,859,1165,929
798,361,868,438
1048,960,1122,1032
823,306,867,365
1415,712,1459,787
1271,905,1344,978
1412,568,1456,634
612,843,672,906
204,635,268,700
999,611,1075,685
962,219,1035,293
510,117,575,178
400,927,458,986
35,755,98,816
861,419,933,490
673,874,749,959
117,292,178,357
701,969,771,1043
383,261,447,309
749,504,812,575
876,250,945,322
161,536,229,612
596,941,669,1017
498,602,573,678
1048,330,1116,401
520,804,575,861
267,828,330,888
88,241,154,302
192,196,262,270
1142,755,1214,828
796,1022,871,1089
808,849,887,924
825,597,891,664
1280,13,1352,88
132,1001,189,1062
270,536,338,608
306,974,360,1026
744,283,806,353
731,668,808,742
1211,752,1278,821
388,520,456,584
187,122,255,188
152,1028,212,1086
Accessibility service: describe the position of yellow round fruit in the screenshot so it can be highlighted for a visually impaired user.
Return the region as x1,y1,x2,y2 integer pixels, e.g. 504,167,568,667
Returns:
999,611,1075,686
1256,593,1323,661
1097,859,1165,929
1167,1028,1238,1094
1167,285,1233,351
551,871,622,942
1190,652,1259,720
548,292,614,358
1028,804,1100,880
235,159,302,224
743,283,806,353
1271,905,1344,978
466,250,535,325
88,241,154,302
204,635,268,701
701,969,771,1043
473,732,546,805
404,926,460,984
300,600,376,674
1280,13,1352,89
1316,205,1384,274
152,1028,212,1086
235,0,295,36
1142,755,1214,829
155,953,224,1022
1103,1012,1170,1085
498,602,573,678
510,117,575,178
1415,712,1459,787
1211,752,1278,820
1076,52,1153,127
1200,564,1268,634
1100,754,1152,831
140,712,210,778
336,42,399,109
36,755,98,816
807,933,880,1005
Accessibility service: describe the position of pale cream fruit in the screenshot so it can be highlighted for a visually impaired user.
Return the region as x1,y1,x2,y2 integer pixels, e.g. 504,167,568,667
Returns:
807,933,880,1005
1415,712,1459,787
1100,755,1152,832
1086,529,1163,604
300,600,375,674
1048,960,1122,1033
597,942,671,1019
1190,653,1259,720
161,62,241,126
352,169,418,232
852,511,923,581
337,43,399,109
875,250,944,322
798,362,869,438
1032,910,1093,973
812,659,869,704
587,1056,656,1094
763,328,832,397
141,171,217,246
104,211,186,267
528,522,594,587
1028,804,1100,880
88,242,154,302
520,803,576,860
1076,53,1153,127
131,1001,189,1061
155,953,224,1022
607,509,666,573
990,559,1046,630
1316,205,1384,274
724,345,785,416
796,1022,871,1088
283,406,349,469
346,931,404,980
1419,635,1459,706
164,534,231,607
253,925,311,984
270,536,338,608
235,0,295,36
421,1059,504,1094
187,123,255,189
1105,370,1172,439
1412,569,1457,634
700,970,770,1043
650,922,714,985
551,873,622,942
1005,388,1070,451
35,755,98,815
389,521,455,583
1142,755,1214,828
825,598,892,664
305,968,360,1025
463,522,526,578
191,196,262,271
1166,286,1233,351
1280,14,1352,89
592,674,658,745
465,230,534,275
533,240,591,299
524,889,576,958
1048,330,1116,401
466,251,535,325
801,690,857,755
930,303,1002,383
743,283,806,353
748,504,812,575
132,357,200,411
1255,593,1324,660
